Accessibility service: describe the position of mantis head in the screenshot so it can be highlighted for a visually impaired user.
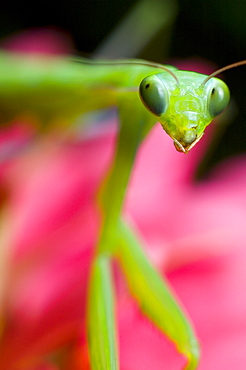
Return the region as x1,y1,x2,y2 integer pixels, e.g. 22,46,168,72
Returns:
139,60,246,153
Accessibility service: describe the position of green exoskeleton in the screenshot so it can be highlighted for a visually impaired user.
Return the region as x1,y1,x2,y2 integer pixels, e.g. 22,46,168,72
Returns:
138,60,246,153
139,64,230,152
0,51,245,370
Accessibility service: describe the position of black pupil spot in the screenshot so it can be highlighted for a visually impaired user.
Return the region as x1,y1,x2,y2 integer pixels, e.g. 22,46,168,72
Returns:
211,87,216,95
145,83,150,89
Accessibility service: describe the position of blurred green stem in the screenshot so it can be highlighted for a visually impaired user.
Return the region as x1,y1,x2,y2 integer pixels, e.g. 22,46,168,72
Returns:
93,0,178,61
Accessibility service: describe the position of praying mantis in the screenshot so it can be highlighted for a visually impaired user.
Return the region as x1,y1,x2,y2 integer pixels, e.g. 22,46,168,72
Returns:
0,50,245,369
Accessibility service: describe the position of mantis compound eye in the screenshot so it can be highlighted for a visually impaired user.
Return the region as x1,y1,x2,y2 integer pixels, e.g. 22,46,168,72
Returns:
207,78,230,118
139,75,169,116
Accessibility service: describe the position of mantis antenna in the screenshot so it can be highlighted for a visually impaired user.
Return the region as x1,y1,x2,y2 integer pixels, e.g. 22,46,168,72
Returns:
202,59,246,85
74,58,180,85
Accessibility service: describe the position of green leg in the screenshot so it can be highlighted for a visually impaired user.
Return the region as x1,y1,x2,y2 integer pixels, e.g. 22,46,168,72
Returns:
97,94,155,254
117,220,200,370
87,255,119,370
87,96,155,369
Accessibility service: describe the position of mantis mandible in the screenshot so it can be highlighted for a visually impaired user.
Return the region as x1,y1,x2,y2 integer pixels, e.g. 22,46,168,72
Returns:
0,51,245,369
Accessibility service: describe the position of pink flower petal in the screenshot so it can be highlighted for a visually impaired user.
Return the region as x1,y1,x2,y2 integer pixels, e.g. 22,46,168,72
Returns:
1,28,74,55
126,124,246,269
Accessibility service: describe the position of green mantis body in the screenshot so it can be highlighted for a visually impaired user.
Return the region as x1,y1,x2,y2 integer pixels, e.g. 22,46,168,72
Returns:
0,52,230,152
0,51,234,370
